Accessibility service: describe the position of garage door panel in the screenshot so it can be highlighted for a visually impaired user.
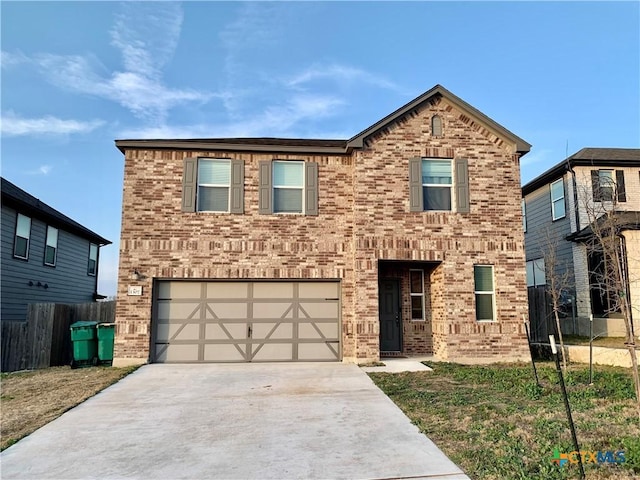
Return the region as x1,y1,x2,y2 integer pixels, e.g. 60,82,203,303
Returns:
207,282,248,298
157,302,200,321
206,303,248,319
253,282,293,298
299,282,339,299
158,282,201,299
298,342,339,361
253,303,292,319
204,344,247,362
153,281,340,363
251,322,293,340
251,343,293,361
299,302,338,319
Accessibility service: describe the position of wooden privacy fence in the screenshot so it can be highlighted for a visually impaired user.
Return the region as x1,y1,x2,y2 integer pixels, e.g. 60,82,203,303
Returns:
1,301,116,372
527,286,554,344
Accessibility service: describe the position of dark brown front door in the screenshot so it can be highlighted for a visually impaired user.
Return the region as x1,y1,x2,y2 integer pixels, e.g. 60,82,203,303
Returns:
379,279,401,352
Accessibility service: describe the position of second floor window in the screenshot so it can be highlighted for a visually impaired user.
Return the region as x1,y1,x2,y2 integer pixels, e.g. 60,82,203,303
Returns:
88,243,98,276
591,169,626,203
550,179,565,220
44,226,58,266
273,161,304,213
422,159,453,211
198,159,231,212
14,213,31,259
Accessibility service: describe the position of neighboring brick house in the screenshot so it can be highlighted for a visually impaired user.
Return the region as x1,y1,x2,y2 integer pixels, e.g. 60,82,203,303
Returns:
1,177,111,321
522,148,640,339
113,84,532,366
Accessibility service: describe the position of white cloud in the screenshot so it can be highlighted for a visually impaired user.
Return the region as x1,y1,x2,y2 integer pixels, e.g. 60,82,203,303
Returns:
26,165,53,176
286,64,405,93
1,111,105,137
0,50,29,68
120,93,345,139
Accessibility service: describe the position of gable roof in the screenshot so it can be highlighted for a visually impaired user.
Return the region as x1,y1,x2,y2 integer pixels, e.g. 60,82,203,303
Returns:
1,177,111,246
522,148,640,196
115,84,531,156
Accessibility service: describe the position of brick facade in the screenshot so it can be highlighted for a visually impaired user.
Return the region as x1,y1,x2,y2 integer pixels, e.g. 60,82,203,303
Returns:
114,86,531,365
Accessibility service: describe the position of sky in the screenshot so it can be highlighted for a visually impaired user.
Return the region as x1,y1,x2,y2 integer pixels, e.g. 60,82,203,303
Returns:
1,1,639,296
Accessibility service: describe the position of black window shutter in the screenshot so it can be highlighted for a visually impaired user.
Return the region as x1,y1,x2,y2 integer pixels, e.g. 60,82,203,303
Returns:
258,161,272,214
182,157,197,212
305,162,318,216
409,158,423,212
616,170,626,202
591,170,600,201
455,158,470,213
229,160,244,213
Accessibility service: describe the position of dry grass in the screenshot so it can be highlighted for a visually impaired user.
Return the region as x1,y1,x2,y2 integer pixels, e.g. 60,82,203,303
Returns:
1,365,138,450
563,335,629,349
370,362,640,480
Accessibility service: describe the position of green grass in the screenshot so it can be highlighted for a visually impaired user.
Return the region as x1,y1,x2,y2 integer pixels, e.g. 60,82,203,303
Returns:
369,362,640,480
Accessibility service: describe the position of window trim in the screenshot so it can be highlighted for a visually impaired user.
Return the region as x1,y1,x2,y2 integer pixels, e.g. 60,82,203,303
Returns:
421,158,453,212
44,225,58,267
197,158,232,213
13,213,31,260
409,269,425,322
474,265,496,322
273,160,305,214
87,243,98,276
550,179,565,221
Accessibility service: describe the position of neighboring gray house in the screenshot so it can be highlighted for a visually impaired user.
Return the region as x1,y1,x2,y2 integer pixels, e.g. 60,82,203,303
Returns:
522,148,640,339
1,177,111,321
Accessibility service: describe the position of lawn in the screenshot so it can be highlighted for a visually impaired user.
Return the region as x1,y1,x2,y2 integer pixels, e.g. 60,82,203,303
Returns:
369,362,640,480
1,365,138,451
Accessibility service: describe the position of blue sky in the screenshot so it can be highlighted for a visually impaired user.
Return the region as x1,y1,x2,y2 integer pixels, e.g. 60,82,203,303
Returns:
2,1,639,296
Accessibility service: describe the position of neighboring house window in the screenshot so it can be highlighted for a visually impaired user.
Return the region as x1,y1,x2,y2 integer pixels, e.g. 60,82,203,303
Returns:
409,158,469,213
258,160,318,215
526,259,546,287
88,243,98,276
522,199,527,232
44,226,58,267
431,115,443,137
474,265,495,321
550,179,565,220
197,159,231,212
410,270,425,321
181,157,244,213
13,213,31,259
591,169,626,202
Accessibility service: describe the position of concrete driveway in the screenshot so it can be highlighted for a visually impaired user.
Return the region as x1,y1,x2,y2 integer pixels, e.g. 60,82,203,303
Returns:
1,363,468,480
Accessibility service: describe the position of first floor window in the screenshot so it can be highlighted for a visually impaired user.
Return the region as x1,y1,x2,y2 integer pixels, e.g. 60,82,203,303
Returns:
422,159,452,211
410,270,425,321
526,259,546,287
273,161,304,213
474,265,495,321
14,213,31,259
44,226,58,266
88,243,98,276
197,159,231,212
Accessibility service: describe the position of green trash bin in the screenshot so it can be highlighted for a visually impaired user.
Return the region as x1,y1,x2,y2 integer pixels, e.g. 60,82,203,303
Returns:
70,321,98,368
96,323,116,366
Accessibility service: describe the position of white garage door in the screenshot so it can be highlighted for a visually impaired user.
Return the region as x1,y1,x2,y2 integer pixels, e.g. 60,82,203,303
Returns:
152,281,341,363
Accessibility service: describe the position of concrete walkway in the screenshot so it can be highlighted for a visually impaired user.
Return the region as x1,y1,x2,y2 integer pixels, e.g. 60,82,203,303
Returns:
1,363,468,480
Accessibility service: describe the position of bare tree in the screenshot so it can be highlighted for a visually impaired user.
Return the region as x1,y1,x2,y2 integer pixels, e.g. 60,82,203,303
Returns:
577,172,640,417
541,228,574,371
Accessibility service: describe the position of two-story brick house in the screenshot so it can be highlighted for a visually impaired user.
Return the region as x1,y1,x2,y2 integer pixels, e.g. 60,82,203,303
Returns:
113,84,532,366
522,148,640,339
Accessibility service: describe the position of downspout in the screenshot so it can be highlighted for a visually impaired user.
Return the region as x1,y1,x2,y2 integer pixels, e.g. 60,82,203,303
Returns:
567,162,580,233
618,234,635,338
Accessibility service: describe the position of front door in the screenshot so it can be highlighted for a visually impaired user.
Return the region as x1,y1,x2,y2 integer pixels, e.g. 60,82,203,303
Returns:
379,279,401,352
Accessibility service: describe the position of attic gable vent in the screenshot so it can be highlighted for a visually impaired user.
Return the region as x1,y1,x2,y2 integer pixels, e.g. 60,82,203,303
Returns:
431,115,443,137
